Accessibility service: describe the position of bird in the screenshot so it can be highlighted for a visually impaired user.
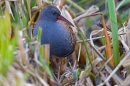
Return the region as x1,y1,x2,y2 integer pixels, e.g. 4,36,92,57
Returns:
33,5,76,57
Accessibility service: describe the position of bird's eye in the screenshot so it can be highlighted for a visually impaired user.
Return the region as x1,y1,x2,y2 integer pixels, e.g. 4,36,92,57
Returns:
52,12,56,15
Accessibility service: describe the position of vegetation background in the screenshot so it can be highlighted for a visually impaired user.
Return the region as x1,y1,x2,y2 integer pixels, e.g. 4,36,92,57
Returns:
0,0,130,86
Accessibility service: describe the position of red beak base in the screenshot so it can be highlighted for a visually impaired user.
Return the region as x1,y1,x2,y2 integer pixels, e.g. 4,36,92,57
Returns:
58,15,74,27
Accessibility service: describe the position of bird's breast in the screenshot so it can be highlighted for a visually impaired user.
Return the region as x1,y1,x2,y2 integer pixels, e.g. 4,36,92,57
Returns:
34,20,75,57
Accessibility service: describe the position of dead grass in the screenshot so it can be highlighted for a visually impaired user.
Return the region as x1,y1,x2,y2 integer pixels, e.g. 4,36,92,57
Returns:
0,0,130,86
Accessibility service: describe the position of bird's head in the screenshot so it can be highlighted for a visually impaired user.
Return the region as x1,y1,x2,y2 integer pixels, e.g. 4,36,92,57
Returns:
39,5,73,26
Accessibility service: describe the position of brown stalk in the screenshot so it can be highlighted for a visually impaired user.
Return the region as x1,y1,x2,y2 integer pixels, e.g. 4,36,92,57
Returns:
101,15,114,67
43,44,50,82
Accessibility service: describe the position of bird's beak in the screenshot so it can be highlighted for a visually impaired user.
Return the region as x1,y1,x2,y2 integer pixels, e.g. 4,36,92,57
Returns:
58,15,74,27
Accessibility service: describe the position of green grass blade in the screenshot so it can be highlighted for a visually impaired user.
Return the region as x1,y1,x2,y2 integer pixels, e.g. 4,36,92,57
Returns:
73,68,81,81
108,0,120,66
79,32,93,71
38,27,42,42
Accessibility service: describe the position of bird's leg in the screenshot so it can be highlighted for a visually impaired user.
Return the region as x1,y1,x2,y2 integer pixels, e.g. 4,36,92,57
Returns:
57,58,65,82
50,57,62,83
57,58,61,82
51,57,66,85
